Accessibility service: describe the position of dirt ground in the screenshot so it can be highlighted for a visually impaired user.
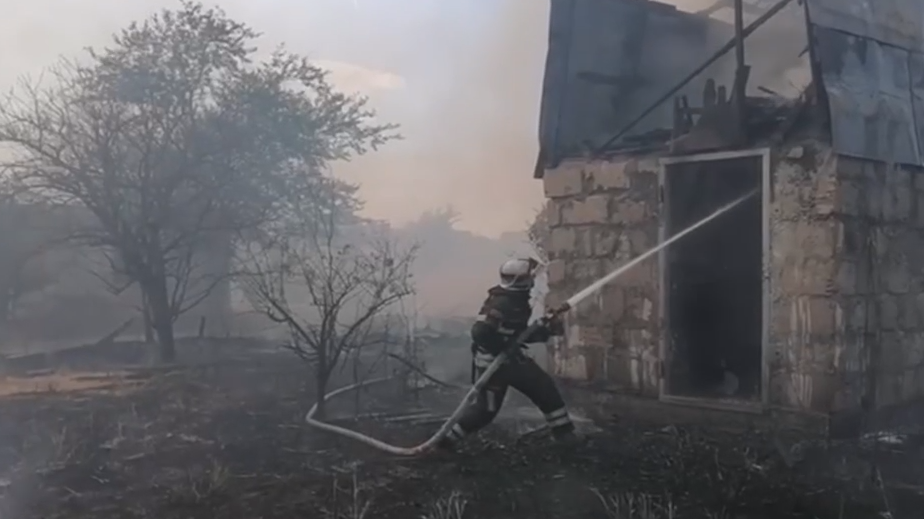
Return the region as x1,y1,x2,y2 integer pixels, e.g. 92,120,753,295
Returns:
0,340,921,519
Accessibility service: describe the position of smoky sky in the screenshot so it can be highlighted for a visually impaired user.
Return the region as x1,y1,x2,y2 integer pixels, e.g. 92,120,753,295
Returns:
0,0,806,237
0,0,551,237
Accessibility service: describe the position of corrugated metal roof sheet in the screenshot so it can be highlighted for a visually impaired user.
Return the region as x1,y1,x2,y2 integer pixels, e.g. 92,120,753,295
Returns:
806,0,923,50
812,25,922,164
806,0,924,164
538,0,924,166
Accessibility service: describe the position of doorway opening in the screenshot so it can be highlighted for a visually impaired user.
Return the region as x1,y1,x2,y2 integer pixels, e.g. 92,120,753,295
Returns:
660,151,766,405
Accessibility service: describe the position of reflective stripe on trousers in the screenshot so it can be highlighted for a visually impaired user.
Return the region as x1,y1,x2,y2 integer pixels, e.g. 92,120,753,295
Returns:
544,407,572,428
445,423,466,443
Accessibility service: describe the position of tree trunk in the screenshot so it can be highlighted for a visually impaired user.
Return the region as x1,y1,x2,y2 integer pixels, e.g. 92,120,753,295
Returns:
141,295,155,343
314,346,329,419
145,278,176,363
352,354,360,416
314,370,328,419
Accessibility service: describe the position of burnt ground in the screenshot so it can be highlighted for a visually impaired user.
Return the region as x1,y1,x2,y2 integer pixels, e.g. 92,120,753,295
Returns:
0,339,922,519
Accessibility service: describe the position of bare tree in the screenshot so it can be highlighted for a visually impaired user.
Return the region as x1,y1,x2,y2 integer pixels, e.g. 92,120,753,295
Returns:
241,206,417,418
0,2,395,362
0,200,60,327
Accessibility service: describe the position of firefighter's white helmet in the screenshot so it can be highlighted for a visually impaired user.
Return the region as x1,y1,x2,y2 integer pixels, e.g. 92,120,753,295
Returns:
499,258,539,291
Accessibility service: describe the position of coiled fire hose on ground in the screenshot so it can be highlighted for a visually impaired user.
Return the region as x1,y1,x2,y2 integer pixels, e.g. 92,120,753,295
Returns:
304,190,756,456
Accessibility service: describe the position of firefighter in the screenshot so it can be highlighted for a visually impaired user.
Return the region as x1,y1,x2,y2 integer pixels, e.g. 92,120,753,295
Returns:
436,258,580,451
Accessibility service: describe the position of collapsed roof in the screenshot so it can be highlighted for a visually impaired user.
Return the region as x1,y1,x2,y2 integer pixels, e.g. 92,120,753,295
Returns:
536,0,924,175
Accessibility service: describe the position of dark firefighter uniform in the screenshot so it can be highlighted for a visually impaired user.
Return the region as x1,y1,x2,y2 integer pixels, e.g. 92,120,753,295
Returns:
438,258,577,449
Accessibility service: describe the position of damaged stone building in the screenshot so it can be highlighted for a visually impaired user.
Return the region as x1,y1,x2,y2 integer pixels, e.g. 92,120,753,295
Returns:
537,0,924,434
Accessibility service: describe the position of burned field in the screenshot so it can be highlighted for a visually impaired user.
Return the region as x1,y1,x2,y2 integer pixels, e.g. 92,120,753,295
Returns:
0,339,921,519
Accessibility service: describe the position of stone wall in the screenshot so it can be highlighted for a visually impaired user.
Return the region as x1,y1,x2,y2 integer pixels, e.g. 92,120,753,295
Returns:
835,156,924,414
541,145,924,421
541,156,661,396
768,145,849,412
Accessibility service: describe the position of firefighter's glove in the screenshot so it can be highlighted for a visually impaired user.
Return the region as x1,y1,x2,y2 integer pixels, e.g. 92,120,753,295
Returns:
545,314,565,337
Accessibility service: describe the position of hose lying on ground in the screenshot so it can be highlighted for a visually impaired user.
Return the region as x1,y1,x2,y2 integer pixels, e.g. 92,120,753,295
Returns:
304,191,758,456
305,322,545,456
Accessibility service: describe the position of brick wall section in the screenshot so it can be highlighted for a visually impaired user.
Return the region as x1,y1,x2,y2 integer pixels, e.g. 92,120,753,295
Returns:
542,156,661,396
836,156,924,411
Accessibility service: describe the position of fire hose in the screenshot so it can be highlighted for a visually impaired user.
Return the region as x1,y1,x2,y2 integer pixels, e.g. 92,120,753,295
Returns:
304,190,757,456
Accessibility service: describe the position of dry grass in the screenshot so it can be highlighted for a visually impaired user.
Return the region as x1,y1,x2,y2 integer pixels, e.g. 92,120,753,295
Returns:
321,468,375,519
422,490,468,519
183,460,232,503
0,370,141,397
591,490,676,519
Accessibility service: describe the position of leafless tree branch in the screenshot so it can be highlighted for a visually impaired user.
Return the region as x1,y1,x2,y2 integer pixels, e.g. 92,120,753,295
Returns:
239,207,417,417
0,2,397,361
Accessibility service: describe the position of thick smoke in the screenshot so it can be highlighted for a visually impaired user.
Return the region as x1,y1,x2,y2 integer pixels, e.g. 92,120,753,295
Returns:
335,0,551,238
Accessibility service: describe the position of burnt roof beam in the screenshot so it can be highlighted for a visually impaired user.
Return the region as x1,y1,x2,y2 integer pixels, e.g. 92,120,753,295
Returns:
594,0,794,155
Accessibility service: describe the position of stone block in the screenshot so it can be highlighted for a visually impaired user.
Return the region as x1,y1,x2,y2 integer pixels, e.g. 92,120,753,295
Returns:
546,290,568,310
884,170,913,221
586,160,630,191
836,155,866,179
876,376,900,407
567,259,601,281
575,228,594,257
561,195,609,224
881,260,911,294
908,335,924,366
591,227,620,257
810,340,838,370
913,171,924,192
837,179,861,216
836,260,857,295
628,167,658,196
916,193,924,227
771,297,793,334
843,298,867,332
880,294,900,330
546,259,566,285
772,186,802,221
626,293,657,323
613,234,633,263
915,294,924,327
836,334,866,371
608,260,656,288
801,257,835,295
807,297,836,336
545,200,562,226
582,345,606,381
901,368,920,401
778,256,834,296
543,162,583,198
611,199,648,225
604,347,633,388
796,220,839,257
813,159,837,216
600,286,626,320
918,366,924,397
548,227,576,256
879,331,904,372
778,257,804,296
552,348,588,380
628,228,654,255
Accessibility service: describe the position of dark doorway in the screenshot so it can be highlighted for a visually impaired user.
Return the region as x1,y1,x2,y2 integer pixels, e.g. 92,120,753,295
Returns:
662,154,764,402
